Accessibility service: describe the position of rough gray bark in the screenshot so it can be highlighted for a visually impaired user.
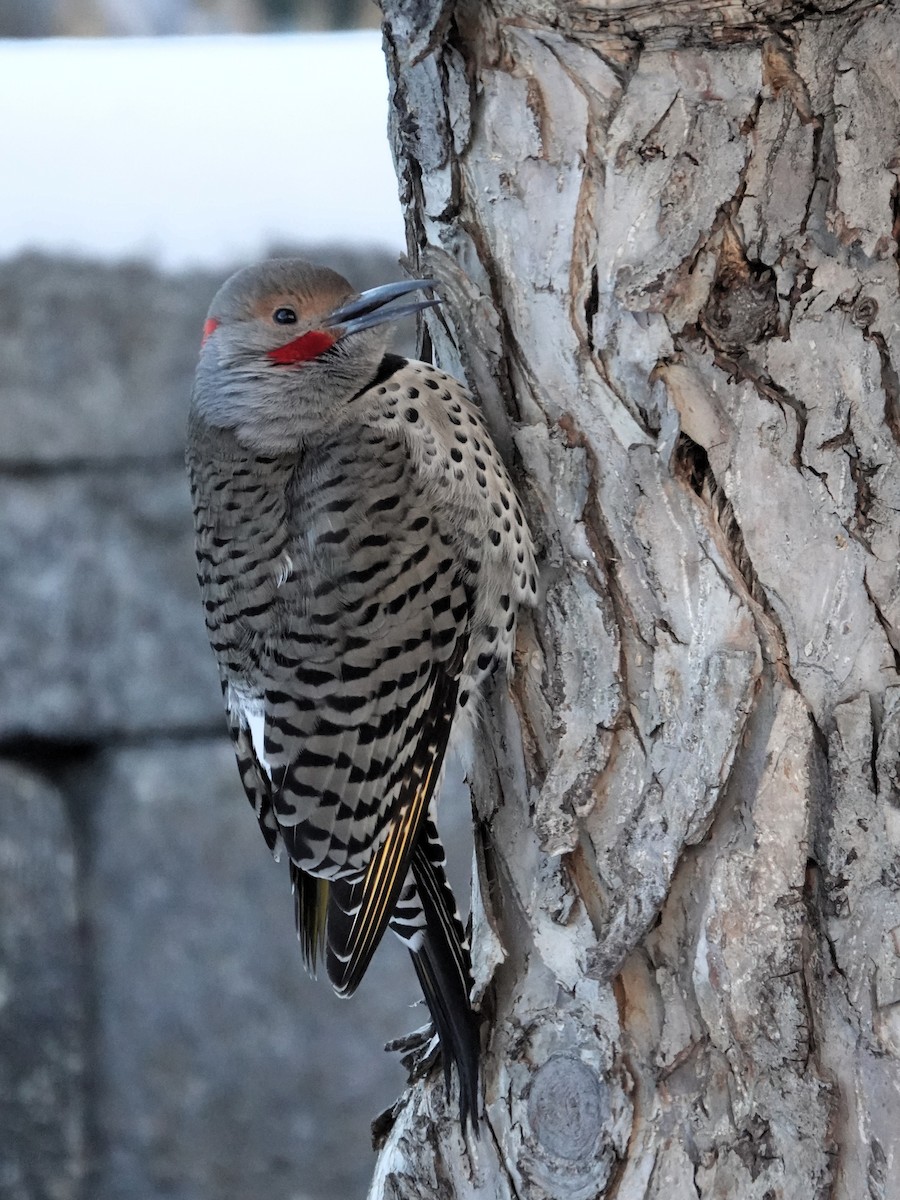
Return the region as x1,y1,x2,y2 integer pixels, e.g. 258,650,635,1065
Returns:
371,2,900,1196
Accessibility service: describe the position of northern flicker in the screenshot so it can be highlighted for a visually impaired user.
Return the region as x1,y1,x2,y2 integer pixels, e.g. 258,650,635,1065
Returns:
186,258,536,1125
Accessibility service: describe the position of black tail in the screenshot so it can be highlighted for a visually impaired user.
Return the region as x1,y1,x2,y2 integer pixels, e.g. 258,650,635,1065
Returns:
408,831,480,1129
291,862,329,974
325,819,481,1126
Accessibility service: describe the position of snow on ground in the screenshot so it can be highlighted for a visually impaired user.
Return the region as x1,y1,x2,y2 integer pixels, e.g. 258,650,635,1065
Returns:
0,32,405,269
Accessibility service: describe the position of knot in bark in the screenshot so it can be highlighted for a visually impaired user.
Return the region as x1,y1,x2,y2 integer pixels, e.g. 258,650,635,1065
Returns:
526,1054,606,1162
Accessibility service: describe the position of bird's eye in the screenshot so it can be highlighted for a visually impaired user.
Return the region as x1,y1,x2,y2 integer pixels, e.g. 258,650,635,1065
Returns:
273,307,298,325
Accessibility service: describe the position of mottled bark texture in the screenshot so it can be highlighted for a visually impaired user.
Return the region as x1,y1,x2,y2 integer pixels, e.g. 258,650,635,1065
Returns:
371,1,900,1197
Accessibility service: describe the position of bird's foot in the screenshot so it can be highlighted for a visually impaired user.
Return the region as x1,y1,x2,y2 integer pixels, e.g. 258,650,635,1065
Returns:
385,1020,441,1082
371,1023,439,1149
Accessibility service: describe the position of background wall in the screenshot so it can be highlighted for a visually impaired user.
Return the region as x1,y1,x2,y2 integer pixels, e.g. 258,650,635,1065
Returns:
0,0,377,37
1,248,473,1200
0,6,452,1196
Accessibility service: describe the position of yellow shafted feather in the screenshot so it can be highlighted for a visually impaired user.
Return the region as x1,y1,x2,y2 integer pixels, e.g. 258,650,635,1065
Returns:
339,757,437,990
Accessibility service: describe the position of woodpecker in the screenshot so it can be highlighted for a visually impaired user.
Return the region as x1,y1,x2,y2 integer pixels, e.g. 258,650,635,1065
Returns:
186,258,536,1126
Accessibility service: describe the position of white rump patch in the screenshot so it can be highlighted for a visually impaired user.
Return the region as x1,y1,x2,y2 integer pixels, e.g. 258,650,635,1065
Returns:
226,683,272,780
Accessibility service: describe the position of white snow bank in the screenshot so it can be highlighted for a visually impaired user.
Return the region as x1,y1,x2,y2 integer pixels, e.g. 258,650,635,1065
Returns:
0,32,405,268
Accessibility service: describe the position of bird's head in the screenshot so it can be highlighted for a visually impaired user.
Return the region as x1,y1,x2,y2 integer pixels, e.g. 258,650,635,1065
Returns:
190,257,438,452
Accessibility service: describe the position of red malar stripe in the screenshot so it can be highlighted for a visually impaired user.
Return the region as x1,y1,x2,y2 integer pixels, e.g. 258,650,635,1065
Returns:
268,330,336,364
201,317,219,345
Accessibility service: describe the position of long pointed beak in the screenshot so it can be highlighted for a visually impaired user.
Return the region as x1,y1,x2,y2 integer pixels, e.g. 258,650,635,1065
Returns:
324,278,440,336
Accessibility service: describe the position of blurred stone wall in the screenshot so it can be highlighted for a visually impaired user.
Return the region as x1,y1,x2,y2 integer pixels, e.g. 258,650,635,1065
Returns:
0,250,470,1200
0,0,376,37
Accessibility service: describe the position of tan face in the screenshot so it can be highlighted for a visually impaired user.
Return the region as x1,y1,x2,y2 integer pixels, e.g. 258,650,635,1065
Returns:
248,286,348,325
248,287,349,365
201,260,355,366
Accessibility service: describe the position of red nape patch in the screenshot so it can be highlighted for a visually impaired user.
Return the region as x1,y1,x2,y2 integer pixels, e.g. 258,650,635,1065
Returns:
201,317,219,345
267,330,336,365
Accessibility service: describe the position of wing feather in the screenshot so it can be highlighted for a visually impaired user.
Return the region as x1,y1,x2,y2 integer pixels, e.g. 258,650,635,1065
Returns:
325,655,461,994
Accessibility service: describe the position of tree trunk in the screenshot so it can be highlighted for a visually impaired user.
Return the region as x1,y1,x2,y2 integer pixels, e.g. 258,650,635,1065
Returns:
371,2,900,1196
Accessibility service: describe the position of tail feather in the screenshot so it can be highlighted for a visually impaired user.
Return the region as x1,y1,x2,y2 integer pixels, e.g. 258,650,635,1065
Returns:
407,827,480,1128
323,822,480,1126
291,863,329,974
